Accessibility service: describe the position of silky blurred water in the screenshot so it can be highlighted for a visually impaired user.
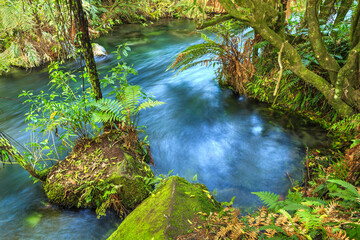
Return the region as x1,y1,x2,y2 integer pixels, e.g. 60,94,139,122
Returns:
0,19,328,239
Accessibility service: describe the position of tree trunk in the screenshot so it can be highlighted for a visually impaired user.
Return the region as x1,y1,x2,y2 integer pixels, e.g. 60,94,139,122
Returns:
333,0,354,27
69,0,102,100
319,0,336,23
216,0,358,117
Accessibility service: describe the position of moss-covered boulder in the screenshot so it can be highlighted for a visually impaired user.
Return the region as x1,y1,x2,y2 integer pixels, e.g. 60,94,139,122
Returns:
43,130,153,217
108,176,221,240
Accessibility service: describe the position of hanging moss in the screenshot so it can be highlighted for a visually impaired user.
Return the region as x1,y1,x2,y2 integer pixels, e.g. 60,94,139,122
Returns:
108,176,221,240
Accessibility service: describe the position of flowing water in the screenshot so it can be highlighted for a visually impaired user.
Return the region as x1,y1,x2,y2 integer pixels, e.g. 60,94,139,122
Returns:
0,19,329,239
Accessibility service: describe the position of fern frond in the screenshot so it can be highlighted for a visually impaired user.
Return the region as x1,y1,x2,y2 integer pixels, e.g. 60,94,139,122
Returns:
168,40,225,72
137,99,164,111
329,158,350,180
121,85,141,115
328,179,360,199
282,202,311,211
259,225,287,235
200,33,215,43
252,191,281,211
230,223,245,239
24,42,41,67
89,98,124,123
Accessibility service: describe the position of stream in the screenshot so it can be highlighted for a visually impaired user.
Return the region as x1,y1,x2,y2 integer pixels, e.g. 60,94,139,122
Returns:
0,19,329,239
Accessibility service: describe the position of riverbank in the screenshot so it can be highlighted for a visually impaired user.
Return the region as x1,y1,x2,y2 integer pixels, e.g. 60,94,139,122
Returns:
0,0,226,75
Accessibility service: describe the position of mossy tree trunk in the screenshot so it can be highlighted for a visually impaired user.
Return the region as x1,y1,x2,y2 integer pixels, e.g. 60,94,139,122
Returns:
69,0,102,100
208,0,360,117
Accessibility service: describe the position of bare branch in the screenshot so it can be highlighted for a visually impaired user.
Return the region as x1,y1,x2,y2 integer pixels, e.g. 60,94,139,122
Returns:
273,43,284,98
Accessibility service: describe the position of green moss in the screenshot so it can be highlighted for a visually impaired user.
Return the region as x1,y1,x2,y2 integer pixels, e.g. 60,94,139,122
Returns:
107,175,149,209
43,131,154,216
108,176,221,240
37,167,51,180
44,181,79,207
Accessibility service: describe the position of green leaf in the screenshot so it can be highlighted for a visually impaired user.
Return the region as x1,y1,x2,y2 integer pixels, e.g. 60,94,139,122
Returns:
252,191,280,211
327,179,360,199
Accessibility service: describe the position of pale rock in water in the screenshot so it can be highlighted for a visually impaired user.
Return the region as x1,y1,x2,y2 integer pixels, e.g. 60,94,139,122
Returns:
92,43,108,56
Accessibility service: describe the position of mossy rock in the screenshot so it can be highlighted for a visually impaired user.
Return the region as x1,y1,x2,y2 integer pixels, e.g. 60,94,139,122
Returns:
108,176,221,240
43,131,153,216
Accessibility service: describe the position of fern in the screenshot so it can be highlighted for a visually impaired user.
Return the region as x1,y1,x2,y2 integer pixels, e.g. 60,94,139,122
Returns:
0,131,15,165
252,191,281,211
90,84,164,127
330,113,360,137
296,209,323,230
329,158,350,180
168,36,225,72
138,99,164,111
24,42,41,68
282,203,311,211
89,98,124,123
328,179,360,204
259,225,288,235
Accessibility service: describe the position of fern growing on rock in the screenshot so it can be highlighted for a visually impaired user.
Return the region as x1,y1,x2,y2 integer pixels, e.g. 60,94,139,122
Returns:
89,85,164,130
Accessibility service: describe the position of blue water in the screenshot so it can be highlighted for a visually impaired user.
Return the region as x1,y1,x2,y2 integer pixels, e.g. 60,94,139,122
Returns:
0,19,328,239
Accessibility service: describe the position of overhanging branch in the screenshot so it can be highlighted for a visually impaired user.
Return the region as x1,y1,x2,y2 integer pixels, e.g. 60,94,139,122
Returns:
217,0,252,22
251,22,355,116
196,14,234,29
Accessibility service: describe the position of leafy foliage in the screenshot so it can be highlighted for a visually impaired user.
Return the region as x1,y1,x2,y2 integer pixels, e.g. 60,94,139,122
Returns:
93,44,164,151
6,46,162,178
89,87,164,127
0,131,18,166
328,179,360,206
0,0,223,74
19,63,96,164
169,20,255,94
330,114,360,138
252,191,280,211
180,183,360,239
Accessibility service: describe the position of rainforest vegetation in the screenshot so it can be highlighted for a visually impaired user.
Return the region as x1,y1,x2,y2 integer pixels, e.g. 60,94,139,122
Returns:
1,0,360,239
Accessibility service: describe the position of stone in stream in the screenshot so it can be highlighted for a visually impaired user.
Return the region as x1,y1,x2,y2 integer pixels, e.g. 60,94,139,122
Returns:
43,130,153,216
107,176,221,240
92,43,108,56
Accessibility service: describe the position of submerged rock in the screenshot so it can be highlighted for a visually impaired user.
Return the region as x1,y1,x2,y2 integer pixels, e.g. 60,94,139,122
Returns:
43,131,153,216
92,43,108,56
108,176,221,240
